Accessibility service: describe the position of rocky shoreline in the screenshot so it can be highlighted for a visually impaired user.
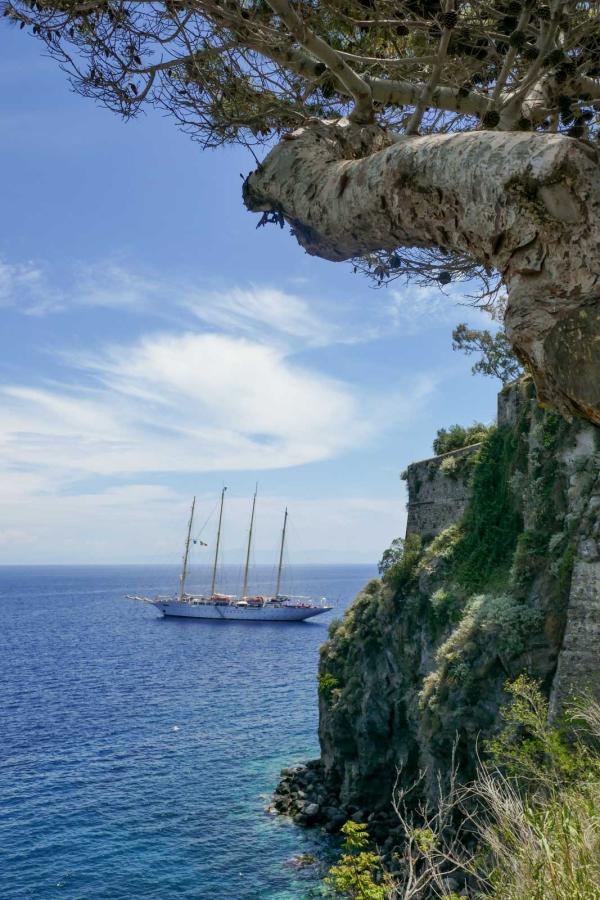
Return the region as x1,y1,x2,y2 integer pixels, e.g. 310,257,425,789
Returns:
270,760,471,895
270,759,404,855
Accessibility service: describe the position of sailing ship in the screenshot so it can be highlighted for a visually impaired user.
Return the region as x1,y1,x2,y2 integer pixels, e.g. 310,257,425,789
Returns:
128,488,332,622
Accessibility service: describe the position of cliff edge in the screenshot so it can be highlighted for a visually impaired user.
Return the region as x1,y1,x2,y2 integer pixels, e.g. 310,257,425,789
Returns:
274,379,600,835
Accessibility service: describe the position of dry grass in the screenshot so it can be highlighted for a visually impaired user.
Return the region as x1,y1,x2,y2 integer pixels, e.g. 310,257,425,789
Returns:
387,681,600,899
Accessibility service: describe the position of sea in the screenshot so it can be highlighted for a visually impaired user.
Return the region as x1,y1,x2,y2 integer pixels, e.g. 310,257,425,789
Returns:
0,564,375,900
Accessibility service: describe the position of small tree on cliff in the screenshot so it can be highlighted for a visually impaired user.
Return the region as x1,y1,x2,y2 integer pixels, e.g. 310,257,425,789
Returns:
432,420,491,454
4,1,600,423
325,820,392,899
452,323,524,384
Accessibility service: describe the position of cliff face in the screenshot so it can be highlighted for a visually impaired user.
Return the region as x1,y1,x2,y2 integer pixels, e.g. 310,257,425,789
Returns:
316,379,600,814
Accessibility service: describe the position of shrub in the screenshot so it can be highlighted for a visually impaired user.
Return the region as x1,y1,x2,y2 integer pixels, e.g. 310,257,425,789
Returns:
479,679,600,899
510,529,550,590
327,618,343,639
486,675,598,787
380,534,422,593
421,595,541,709
318,672,340,704
394,679,600,900
429,587,463,632
555,540,576,596
419,523,462,569
439,454,459,478
432,422,492,456
473,592,542,658
362,579,381,596
324,821,392,899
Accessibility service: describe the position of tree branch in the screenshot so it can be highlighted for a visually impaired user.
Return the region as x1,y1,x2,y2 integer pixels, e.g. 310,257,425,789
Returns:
264,0,373,122
406,0,456,135
244,119,600,424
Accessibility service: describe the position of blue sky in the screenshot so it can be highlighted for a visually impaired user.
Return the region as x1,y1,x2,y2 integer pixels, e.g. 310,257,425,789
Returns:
0,25,500,565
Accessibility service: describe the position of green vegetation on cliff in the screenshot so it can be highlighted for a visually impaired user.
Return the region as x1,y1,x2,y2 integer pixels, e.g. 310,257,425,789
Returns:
325,821,391,899
326,678,600,900
318,379,599,814
379,534,422,593
447,424,522,590
478,679,600,900
432,422,493,457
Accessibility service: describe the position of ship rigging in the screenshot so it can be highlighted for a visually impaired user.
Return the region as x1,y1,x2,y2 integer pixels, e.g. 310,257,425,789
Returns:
127,490,332,622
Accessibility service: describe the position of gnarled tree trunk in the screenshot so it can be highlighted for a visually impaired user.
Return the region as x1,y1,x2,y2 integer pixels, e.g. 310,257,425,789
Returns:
244,119,600,425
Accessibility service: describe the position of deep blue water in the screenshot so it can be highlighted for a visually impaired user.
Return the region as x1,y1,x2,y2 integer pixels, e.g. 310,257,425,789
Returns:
0,564,374,900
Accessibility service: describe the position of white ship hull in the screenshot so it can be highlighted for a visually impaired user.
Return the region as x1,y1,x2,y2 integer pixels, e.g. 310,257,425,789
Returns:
154,600,330,621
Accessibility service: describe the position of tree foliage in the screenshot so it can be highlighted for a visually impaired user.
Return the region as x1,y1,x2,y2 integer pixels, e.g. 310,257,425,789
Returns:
432,421,491,455
486,674,598,787
377,536,405,575
452,322,524,383
378,533,422,592
324,820,391,899
7,1,600,144
4,0,600,291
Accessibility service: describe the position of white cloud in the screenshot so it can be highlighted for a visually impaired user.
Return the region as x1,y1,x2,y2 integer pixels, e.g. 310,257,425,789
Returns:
0,254,381,349
0,330,377,484
0,324,429,562
0,257,446,563
73,262,160,310
184,285,341,346
387,283,495,335
0,256,161,315
0,527,34,547
1,253,498,352
0,258,65,315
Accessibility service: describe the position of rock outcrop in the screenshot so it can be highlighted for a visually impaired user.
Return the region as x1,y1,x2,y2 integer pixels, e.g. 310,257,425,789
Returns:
278,378,600,825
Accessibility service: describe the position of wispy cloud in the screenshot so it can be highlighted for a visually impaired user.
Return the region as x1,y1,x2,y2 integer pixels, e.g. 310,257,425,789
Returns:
0,258,65,315
0,253,496,351
183,285,345,347
0,330,387,487
0,255,449,563
0,257,165,315
0,255,371,346
73,262,161,310
0,320,430,564
386,283,494,335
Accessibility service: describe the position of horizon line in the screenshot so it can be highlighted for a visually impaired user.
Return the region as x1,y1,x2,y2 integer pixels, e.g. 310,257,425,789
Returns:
0,561,378,568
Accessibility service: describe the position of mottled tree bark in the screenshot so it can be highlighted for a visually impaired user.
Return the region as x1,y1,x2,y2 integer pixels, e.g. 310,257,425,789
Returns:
244,119,600,424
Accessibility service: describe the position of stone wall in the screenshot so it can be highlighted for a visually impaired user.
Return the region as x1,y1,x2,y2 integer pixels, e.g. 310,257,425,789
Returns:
405,381,535,541
405,443,480,539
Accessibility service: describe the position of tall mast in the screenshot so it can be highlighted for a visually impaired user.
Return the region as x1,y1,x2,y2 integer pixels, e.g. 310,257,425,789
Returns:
210,486,227,597
275,507,288,598
242,484,257,599
178,496,196,601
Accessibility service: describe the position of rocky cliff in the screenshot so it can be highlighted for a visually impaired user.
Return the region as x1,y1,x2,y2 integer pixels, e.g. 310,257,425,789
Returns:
274,378,600,833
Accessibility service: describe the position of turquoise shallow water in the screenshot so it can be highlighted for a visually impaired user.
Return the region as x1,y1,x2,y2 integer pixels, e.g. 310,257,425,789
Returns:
0,564,374,900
